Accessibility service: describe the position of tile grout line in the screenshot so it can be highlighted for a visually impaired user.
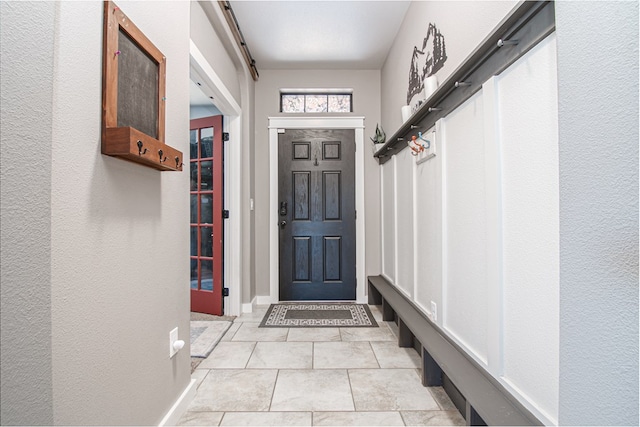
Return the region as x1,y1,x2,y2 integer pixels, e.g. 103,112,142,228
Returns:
398,410,409,426
268,369,280,412
346,369,358,413
225,321,240,341
244,341,258,369
368,340,382,369
427,387,446,411
229,322,245,342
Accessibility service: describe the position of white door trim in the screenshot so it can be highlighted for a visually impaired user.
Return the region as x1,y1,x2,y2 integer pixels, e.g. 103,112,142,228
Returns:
268,116,367,303
190,40,242,316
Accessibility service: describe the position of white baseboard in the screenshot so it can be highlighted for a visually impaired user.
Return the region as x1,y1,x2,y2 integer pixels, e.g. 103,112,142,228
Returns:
242,296,257,313
158,378,197,426
256,295,274,306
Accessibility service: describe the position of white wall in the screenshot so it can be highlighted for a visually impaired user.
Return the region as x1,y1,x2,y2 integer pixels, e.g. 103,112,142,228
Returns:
379,27,561,424
414,125,442,321
381,158,396,284
555,2,639,425
191,1,241,106
2,1,193,424
498,35,559,417
441,90,489,364
254,69,382,299
189,0,255,315
395,148,415,298
381,0,517,132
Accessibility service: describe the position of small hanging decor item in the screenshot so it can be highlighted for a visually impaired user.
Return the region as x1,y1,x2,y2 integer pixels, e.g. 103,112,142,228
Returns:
407,132,430,156
370,124,386,145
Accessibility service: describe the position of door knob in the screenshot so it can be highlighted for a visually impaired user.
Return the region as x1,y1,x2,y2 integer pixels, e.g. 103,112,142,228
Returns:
279,220,287,228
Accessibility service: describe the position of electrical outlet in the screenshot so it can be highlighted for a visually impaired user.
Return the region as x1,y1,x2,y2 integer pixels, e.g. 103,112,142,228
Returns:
169,327,179,358
430,301,437,322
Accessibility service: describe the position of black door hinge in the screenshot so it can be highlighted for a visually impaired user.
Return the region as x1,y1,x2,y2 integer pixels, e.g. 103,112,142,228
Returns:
223,287,229,296
222,209,230,219
223,132,229,141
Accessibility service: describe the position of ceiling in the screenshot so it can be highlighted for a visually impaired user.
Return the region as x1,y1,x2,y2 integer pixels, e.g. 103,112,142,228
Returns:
190,1,410,108
190,79,214,108
229,0,411,70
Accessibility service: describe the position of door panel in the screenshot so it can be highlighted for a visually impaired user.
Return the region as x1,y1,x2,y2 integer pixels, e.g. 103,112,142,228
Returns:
324,237,342,281
190,115,223,315
279,129,356,300
323,172,341,220
293,172,311,220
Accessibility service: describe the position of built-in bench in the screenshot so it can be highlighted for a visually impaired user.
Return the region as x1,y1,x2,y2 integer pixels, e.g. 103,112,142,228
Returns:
368,275,542,426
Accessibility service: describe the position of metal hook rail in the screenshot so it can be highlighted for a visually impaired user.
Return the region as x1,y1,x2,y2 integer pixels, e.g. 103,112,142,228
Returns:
374,0,555,164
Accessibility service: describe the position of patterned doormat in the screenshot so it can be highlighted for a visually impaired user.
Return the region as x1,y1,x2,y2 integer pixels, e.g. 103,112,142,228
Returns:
259,303,378,328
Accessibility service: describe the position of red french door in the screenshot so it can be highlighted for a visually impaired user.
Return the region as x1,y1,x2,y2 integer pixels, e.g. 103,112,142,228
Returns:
190,115,224,315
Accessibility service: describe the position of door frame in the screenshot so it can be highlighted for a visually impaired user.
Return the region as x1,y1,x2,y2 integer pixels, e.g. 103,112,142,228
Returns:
189,115,224,314
268,117,366,303
190,40,242,316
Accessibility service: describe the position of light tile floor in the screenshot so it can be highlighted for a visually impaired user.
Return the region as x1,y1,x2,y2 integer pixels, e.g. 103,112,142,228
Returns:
178,305,465,426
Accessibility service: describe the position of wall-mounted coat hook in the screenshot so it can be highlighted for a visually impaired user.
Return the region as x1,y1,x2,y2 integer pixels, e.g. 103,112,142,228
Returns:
175,156,183,168
497,38,519,47
137,140,148,155
158,149,167,163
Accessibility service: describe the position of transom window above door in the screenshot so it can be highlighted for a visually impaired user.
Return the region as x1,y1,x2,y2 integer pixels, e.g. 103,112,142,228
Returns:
280,89,353,113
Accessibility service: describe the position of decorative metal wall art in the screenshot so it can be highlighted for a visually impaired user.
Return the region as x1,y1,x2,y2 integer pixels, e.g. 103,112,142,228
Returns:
407,23,447,105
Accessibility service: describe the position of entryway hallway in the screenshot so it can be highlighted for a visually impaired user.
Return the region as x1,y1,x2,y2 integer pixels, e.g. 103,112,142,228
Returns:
178,305,464,426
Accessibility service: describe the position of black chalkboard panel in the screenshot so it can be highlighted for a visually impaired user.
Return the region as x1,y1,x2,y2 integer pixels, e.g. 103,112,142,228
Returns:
117,29,159,139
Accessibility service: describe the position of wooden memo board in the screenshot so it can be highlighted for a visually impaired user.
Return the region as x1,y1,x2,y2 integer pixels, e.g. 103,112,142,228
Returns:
101,0,183,171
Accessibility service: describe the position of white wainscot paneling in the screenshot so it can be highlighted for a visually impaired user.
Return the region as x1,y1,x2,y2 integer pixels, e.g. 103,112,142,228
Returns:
442,91,489,364
414,125,442,321
395,148,415,298
381,159,396,282
497,33,559,424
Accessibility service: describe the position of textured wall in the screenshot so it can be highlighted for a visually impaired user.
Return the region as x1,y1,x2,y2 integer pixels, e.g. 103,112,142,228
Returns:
50,1,190,424
555,2,639,424
0,2,55,424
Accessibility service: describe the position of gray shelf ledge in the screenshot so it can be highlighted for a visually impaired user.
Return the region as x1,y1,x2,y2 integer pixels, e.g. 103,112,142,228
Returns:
368,275,543,426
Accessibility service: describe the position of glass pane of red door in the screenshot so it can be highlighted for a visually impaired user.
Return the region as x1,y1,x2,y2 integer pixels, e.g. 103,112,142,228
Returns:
190,115,223,315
